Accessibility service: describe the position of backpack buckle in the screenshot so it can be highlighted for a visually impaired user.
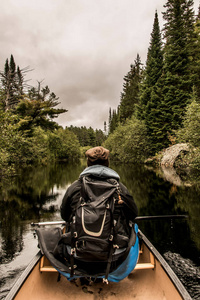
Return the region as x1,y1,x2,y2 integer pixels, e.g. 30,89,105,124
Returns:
109,234,113,241
103,278,109,284
113,244,119,249
73,232,78,238
71,248,76,255
69,264,77,270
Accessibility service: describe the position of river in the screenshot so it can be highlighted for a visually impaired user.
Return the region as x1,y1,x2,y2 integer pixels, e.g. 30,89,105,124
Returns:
0,161,199,299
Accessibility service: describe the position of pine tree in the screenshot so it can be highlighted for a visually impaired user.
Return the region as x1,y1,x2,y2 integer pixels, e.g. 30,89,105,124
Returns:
104,121,107,134
119,54,142,123
108,107,112,133
161,0,196,131
192,5,200,98
95,129,106,145
88,127,96,146
109,109,119,134
0,55,27,110
138,11,163,121
16,83,67,133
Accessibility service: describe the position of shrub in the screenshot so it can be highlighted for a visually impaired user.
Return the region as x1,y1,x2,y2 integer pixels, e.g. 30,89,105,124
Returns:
176,100,200,147
48,128,80,161
104,116,150,163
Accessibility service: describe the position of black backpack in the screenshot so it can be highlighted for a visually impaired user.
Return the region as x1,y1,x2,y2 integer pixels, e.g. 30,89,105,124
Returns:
60,175,135,282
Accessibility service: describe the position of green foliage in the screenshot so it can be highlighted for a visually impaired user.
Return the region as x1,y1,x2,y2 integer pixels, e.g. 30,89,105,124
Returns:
0,56,81,178
0,110,23,163
193,10,200,98
0,55,26,110
176,99,200,147
104,116,150,163
108,108,119,134
0,108,81,177
136,11,164,153
119,54,142,123
48,128,80,161
68,126,106,147
136,0,197,154
161,0,195,130
95,128,107,145
138,11,163,121
80,146,92,158
25,127,50,163
15,87,67,134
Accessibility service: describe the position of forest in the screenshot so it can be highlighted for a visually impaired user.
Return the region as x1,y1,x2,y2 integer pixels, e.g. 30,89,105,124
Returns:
0,0,200,177
105,0,200,166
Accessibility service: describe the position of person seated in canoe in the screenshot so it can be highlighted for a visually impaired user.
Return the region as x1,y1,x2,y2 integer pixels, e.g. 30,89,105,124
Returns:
58,146,139,283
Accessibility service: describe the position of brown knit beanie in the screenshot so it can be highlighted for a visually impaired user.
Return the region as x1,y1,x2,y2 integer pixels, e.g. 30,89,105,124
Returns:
85,146,110,167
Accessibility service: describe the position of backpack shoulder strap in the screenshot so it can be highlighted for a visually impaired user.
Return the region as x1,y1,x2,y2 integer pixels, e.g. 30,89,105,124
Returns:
79,176,87,201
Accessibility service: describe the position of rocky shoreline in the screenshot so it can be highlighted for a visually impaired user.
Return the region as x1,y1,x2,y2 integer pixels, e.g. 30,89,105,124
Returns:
144,143,200,186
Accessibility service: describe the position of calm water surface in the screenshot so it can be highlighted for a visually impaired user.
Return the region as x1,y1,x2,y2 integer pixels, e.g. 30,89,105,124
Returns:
0,161,199,299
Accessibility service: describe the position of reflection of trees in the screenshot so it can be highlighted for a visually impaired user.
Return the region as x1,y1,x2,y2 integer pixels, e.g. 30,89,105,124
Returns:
175,184,200,253
0,161,84,263
1,160,199,266
111,163,181,216
112,163,200,265
111,163,152,209
137,218,200,264
0,200,24,264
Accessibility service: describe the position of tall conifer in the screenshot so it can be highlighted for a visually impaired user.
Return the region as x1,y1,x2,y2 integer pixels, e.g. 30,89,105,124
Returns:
162,0,195,130
0,55,25,110
119,54,142,123
146,0,196,153
138,11,163,121
192,5,200,98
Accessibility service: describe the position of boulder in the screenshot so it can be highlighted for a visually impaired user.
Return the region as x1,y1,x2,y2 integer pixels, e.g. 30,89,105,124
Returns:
160,143,189,167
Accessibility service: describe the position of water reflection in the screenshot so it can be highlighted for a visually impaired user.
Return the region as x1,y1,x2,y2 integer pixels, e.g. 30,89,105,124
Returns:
111,163,200,264
0,161,86,264
0,161,200,299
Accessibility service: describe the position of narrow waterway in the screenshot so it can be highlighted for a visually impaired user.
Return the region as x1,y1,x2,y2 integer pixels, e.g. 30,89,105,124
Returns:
0,161,199,299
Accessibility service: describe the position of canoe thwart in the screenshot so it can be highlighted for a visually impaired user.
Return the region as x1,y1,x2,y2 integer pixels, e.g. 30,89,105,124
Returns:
40,256,58,273
39,242,155,273
134,263,155,270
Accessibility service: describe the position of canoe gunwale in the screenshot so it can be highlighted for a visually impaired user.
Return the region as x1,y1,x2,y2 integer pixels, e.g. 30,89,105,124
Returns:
138,230,192,300
5,251,42,300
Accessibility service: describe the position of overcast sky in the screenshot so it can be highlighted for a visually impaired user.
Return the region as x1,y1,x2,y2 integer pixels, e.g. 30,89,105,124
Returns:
1,0,199,131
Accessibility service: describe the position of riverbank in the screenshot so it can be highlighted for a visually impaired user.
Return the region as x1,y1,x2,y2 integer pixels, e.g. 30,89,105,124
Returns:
145,143,200,185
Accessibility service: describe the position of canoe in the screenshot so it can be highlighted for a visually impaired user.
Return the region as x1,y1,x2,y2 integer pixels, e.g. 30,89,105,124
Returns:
5,230,192,300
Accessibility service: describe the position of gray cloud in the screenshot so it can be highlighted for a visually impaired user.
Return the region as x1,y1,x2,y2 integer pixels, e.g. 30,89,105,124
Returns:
1,0,199,130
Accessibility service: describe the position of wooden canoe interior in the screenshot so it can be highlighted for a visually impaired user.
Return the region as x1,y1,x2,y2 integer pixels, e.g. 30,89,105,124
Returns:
14,242,184,300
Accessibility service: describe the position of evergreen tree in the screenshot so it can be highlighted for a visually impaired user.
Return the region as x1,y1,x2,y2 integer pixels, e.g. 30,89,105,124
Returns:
119,54,142,123
104,121,107,134
0,55,26,110
109,109,119,134
95,129,106,145
108,107,112,133
145,80,168,152
144,0,197,153
68,126,97,147
16,83,67,133
88,126,96,146
138,11,163,121
161,0,196,131
192,5,200,98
